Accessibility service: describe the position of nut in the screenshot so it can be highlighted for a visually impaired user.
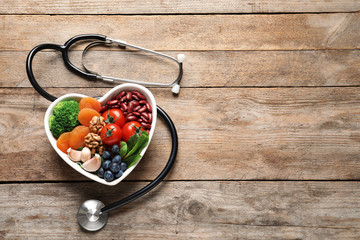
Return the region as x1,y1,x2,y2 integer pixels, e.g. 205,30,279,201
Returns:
89,116,105,134
84,133,104,155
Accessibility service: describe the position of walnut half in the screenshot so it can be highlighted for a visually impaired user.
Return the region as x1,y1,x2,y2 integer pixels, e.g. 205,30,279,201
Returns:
84,132,104,155
89,116,106,134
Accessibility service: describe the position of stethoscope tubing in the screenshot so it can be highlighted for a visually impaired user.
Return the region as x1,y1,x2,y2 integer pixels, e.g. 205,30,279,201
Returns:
26,34,108,101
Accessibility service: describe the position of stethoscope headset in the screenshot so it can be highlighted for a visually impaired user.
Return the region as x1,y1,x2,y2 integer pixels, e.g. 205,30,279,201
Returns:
26,34,183,231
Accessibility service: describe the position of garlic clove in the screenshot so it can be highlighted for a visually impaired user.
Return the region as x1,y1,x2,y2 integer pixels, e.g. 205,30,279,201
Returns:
82,154,101,172
80,147,91,162
67,148,82,162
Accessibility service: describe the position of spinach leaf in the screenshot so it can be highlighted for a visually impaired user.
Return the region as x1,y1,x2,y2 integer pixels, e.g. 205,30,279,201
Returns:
127,134,139,152
119,141,127,158
124,154,142,167
125,131,149,159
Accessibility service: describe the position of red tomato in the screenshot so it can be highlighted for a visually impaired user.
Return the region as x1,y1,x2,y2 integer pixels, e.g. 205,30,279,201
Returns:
100,124,123,146
102,109,126,128
122,121,144,142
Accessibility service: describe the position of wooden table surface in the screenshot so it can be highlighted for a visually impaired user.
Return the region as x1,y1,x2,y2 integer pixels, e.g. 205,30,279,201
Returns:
1,1,360,239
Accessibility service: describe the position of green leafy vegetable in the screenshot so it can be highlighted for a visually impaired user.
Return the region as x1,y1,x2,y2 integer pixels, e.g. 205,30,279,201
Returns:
77,162,84,170
124,154,142,167
122,131,149,167
127,134,139,152
126,131,149,158
119,141,127,158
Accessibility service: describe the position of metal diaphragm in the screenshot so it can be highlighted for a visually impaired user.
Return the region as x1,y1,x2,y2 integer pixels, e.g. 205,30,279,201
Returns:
77,199,108,231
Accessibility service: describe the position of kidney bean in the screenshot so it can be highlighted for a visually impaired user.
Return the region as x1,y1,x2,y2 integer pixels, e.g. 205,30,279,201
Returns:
123,111,128,116
133,112,141,116
116,91,126,99
140,116,148,122
100,106,108,113
133,106,141,112
131,90,140,95
107,99,118,106
133,91,146,100
141,112,149,119
148,113,152,123
138,118,143,122
126,92,132,101
132,94,139,100
141,122,151,129
128,102,134,113
139,100,147,105
138,106,147,113
126,115,137,121
111,94,117,100
146,102,152,112
131,100,139,106
120,103,128,111
120,95,127,103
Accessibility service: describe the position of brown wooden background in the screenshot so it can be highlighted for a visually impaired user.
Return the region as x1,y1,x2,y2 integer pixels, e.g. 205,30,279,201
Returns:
1,1,360,239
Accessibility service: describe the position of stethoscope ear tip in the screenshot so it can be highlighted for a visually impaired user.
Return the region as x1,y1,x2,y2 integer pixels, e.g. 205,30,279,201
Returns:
177,54,185,63
171,84,180,94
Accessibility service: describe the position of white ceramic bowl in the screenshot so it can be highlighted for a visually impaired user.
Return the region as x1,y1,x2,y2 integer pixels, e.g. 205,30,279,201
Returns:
44,83,157,186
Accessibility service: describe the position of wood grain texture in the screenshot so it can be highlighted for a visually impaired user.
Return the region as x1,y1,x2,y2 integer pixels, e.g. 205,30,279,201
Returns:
1,181,360,239
1,87,360,181
1,13,360,51
1,0,360,238
2,49,360,88
1,0,359,14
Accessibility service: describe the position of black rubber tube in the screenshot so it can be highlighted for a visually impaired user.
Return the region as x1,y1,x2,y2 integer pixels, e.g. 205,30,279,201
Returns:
26,43,63,102
26,34,108,102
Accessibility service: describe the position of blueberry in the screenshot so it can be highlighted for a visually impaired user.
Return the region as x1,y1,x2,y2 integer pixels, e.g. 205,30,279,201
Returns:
104,170,114,182
110,162,120,173
112,155,122,164
102,151,111,160
115,170,123,178
97,167,105,178
102,160,112,170
112,144,120,154
120,162,127,172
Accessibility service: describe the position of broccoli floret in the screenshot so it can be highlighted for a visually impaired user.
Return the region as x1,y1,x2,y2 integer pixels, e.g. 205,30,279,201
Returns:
49,100,80,138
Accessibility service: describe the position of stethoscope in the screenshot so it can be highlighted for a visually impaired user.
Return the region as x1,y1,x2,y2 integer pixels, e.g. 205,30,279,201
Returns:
26,34,181,231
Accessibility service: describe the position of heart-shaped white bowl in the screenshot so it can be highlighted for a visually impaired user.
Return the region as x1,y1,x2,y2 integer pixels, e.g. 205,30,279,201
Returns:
44,83,157,186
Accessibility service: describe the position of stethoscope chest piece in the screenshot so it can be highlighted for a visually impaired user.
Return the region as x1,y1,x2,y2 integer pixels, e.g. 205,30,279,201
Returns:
77,199,109,231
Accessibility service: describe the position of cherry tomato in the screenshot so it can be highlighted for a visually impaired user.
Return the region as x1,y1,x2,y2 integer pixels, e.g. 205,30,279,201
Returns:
122,121,144,142
100,124,123,146
102,109,126,128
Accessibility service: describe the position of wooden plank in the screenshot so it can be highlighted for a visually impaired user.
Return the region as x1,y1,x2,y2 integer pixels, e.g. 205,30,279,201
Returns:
1,181,360,239
1,13,360,51
3,50,360,88
1,0,359,14
1,87,360,181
